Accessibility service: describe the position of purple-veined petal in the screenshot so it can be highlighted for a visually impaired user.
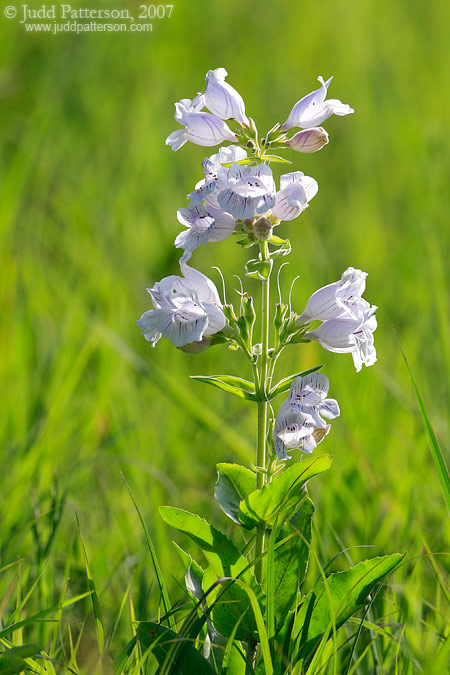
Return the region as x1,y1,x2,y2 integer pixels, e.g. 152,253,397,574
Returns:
286,127,329,153
183,112,237,146
204,67,249,125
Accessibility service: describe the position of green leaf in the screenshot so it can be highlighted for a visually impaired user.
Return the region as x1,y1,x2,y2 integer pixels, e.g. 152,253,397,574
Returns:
236,237,257,248
269,238,291,259
273,497,315,631
214,463,256,524
221,158,255,167
0,644,42,675
245,257,273,281
190,375,258,401
159,507,261,641
260,154,292,164
289,553,404,665
395,330,450,514
269,366,323,400
238,455,332,529
136,622,215,675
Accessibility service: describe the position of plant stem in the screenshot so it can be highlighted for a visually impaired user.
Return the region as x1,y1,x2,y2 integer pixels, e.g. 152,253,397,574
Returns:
254,240,271,584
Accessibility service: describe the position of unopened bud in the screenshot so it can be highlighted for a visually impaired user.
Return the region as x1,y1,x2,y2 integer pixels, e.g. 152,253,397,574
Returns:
253,217,273,241
223,303,238,323
242,293,256,328
242,218,256,233
285,127,329,153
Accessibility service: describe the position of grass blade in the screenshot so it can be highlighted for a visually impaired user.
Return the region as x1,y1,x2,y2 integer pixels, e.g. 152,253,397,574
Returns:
394,328,450,513
121,473,176,632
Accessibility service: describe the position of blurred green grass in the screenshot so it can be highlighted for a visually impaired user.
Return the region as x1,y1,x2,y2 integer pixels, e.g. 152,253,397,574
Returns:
0,0,449,670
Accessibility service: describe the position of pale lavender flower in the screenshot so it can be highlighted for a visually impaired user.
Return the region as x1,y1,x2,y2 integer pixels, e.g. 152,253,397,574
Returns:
166,96,237,151
188,146,247,207
175,203,236,257
204,67,249,125
137,262,226,348
273,373,339,460
297,267,370,324
306,306,378,372
217,163,276,220
281,76,354,131
285,127,329,153
272,171,318,221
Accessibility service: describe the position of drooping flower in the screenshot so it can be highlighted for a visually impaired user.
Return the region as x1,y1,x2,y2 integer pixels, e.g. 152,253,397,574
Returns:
285,127,329,153
174,202,236,258
217,163,276,220
273,373,339,460
272,171,318,221
137,262,226,348
297,267,370,324
281,76,354,131
306,305,378,372
204,68,249,125
166,96,237,151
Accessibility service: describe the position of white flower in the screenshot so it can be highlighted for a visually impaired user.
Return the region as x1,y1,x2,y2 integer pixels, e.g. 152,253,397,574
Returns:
137,262,226,348
285,127,329,153
281,76,354,130
297,267,370,323
306,306,378,372
217,163,276,219
166,96,237,151
188,146,247,207
272,171,318,221
204,68,249,125
273,373,339,460
175,203,236,257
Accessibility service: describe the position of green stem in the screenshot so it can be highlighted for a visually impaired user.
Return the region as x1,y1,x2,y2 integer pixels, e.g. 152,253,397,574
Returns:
254,241,271,584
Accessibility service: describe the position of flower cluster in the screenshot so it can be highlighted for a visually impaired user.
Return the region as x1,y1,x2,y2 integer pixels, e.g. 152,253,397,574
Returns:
138,67,376,462
273,373,340,460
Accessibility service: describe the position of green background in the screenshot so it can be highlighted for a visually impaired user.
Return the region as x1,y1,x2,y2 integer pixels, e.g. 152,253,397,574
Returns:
0,0,449,670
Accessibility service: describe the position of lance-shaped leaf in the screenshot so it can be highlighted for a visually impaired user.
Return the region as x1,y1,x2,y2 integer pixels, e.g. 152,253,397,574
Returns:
214,463,256,524
190,374,258,401
273,496,315,631
245,257,273,281
238,455,332,529
269,365,323,400
289,553,404,666
136,622,215,675
260,154,292,164
159,507,261,640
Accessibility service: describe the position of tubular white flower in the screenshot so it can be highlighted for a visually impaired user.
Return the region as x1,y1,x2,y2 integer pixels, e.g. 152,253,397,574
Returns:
273,373,339,460
188,146,247,207
137,262,226,348
272,171,318,221
166,96,237,151
306,306,378,372
281,76,354,130
217,163,276,220
285,127,329,153
204,67,249,125
174,203,236,256
297,267,369,323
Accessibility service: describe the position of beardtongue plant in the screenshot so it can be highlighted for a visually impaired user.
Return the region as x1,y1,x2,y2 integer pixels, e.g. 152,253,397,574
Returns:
135,68,402,674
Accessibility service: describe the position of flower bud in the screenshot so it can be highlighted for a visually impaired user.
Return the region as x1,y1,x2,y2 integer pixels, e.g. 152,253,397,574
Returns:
253,217,273,241
242,218,256,233
285,127,329,153
242,293,256,329
223,303,238,323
